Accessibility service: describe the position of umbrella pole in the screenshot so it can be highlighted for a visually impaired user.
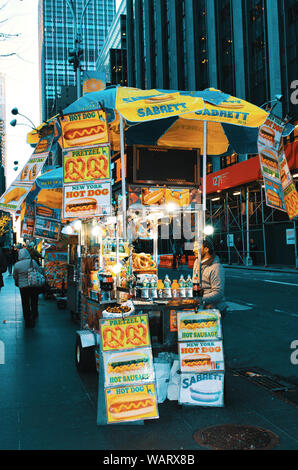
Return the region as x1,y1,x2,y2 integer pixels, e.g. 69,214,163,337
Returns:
119,114,127,240
203,120,207,228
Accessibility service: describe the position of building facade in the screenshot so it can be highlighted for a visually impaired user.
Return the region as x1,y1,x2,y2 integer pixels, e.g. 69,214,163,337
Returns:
126,0,297,119
96,0,127,86
38,0,116,121
0,73,6,195
121,0,298,266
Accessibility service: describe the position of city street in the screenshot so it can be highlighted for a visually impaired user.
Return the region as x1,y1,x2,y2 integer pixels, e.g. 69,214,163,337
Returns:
1,267,298,451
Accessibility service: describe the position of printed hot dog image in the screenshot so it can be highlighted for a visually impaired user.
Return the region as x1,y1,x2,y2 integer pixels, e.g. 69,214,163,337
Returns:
181,354,212,371
65,197,97,214
107,351,150,374
108,394,155,421
259,126,275,146
266,188,283,209
105,384,158,423
63,119,107,147
60,110,108,149
2,186,27,204
142,188,165,205
177,311,222,341
144,94,175,104
21,165,29,181
63,181,111,219
29,164,38,181
260,147,278,170
103,348,155,388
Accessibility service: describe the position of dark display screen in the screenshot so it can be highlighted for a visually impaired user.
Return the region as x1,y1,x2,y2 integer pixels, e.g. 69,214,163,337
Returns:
134,147,199,185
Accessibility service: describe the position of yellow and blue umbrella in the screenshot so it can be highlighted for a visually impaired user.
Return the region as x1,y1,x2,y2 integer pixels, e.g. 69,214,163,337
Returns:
61,86,269,156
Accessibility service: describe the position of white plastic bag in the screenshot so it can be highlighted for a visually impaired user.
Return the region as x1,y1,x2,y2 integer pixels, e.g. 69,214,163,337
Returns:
153,361,171,404
167,360,180,401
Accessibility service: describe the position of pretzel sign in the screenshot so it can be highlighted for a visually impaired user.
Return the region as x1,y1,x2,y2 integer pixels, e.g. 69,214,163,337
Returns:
65,157,86,182
126,324,147,346
103,326,125,349
86,155,108,179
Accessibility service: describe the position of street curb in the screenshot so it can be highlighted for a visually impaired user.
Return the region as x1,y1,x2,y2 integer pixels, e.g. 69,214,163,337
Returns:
223,264,298,275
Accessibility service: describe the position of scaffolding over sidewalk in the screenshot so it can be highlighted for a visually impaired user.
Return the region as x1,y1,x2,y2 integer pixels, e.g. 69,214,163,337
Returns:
206,182,298,268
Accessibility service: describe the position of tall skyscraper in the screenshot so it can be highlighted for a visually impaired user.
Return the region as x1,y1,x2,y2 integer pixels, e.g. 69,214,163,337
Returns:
38,0,116,121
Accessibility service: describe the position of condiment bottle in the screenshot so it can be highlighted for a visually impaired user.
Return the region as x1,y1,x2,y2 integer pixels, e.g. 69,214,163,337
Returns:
193,278,200,298
179,275,186,298
142,277,149,299
171,279,179,299
164,275,172,299
157,279,164,298
149,275,158,299
186,275,193,298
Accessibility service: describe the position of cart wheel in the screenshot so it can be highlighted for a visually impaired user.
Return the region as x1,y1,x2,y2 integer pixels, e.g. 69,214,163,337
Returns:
75,336,96,373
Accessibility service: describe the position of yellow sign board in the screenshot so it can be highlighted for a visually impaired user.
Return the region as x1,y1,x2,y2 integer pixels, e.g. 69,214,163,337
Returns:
105,383,158,423
59,109,108,149
100,314,150,352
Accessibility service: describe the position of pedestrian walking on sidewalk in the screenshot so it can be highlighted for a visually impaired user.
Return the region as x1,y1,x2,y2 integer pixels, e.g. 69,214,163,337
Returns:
13,248,43,328
0,247,8,291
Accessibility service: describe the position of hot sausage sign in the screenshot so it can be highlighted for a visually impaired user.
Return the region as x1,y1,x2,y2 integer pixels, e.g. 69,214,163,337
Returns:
63,181,112,219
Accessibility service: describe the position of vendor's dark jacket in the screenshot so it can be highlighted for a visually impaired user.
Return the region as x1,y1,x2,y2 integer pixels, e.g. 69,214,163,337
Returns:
193,255,226,311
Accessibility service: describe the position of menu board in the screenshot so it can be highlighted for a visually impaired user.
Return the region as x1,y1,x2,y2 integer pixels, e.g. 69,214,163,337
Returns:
258,114,298,219
63,180,112,219
105,383,159,424
128,185,200,209
177,310,222,341
103,347,154,388
179,372,224,407
59,109,108,149
0,183,33,213
21,203,35,239
98,314,159,425
15,153,48,184
179,341,224,373
44,251,68,290
177,309,224,408
63,145,111,184
100,314,151,352
34,216,61,241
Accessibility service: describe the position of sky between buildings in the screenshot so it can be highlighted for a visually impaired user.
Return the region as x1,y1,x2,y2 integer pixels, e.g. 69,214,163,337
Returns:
0,0,120,187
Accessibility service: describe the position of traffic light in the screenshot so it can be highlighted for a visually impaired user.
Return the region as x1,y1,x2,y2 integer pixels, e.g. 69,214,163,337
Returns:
68,49,79,71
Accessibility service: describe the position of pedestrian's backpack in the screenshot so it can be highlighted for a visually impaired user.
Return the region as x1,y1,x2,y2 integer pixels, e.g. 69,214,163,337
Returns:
28,259,45,287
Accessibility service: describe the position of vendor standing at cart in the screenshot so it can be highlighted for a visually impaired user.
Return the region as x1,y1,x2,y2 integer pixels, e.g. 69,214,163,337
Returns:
193,238,227,316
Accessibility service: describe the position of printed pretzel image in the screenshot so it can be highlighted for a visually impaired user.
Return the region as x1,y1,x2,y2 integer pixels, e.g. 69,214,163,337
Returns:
125,324,147,346
65,157,86,182
86,155,108,179
103,326,125,349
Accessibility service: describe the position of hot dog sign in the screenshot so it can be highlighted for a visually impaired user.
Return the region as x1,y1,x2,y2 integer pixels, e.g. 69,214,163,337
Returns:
179,341,224,373
63,181,112,219
59,110,109,149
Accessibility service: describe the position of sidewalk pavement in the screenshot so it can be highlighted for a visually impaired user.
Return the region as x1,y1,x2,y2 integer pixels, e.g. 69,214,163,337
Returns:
1,271,298,450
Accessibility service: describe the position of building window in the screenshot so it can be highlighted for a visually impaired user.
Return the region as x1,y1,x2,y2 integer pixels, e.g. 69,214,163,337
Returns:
243,0,269,106
215,0,235,95
221,153,238,169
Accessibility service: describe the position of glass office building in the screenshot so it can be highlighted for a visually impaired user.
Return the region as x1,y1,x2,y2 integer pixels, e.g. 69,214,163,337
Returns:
39,0,116,121
96,0,127,86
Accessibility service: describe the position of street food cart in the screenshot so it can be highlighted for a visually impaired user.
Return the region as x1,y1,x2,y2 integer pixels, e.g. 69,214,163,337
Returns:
10,85,271,424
